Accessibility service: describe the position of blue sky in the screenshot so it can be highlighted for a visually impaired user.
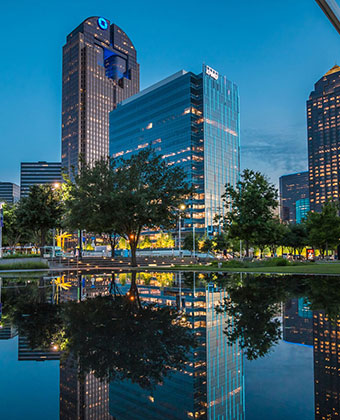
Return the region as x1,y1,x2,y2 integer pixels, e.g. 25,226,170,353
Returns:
1,0,340,185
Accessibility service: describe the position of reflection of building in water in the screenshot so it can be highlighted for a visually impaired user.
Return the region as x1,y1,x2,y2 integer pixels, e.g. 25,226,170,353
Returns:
60,357,113,420
18,335,60,361
0,322,17,340
313,311,340,419
58,276,116,420
109,275,244,420
283,298,313,346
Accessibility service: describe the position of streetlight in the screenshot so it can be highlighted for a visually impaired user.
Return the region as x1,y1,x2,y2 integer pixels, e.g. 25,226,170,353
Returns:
178,204,186,257
52,183,61,259
0,202,4,259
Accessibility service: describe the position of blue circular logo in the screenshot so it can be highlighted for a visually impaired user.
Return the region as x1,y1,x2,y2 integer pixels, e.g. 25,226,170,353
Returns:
98,18,108,30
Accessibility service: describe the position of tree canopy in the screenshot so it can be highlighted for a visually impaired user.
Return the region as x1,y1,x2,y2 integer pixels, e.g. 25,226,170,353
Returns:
222,169,278,256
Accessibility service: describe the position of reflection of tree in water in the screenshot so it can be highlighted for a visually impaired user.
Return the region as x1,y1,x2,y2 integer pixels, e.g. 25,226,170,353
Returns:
215,274,340,360
5,273,195,389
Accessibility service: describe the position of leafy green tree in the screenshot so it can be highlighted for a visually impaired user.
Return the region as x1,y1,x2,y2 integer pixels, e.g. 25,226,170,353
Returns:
155,232,174,249
66,159,121,257
16,185,64,255
222,169,278,257
255,217,287,258
283,223,308,257
2,203,28,248
183,232,199,252
212,233,229,253
113,148,190,266
139,236,153,249
305,201,340,258
201,238,213,253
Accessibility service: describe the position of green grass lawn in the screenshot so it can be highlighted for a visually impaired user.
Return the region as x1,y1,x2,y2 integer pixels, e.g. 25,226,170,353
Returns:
0,261,49,271
173,262,340,275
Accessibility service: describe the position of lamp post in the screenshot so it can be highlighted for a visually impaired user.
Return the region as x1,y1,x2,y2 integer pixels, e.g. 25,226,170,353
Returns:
193,224,196,258
0,202,4,259
178,204,186,257
52,183,60,259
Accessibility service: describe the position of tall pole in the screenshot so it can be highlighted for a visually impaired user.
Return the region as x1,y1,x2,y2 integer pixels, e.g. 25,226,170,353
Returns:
52,228,56,259
193,224,195,258
0,203,3,259
178,214,181,257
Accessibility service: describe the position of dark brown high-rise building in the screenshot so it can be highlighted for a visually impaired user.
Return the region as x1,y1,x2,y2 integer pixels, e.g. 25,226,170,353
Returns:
62,17,139,176
307,65,340,212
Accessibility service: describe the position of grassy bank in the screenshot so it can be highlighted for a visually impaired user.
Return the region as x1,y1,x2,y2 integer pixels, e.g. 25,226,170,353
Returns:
0,261,49,271
2,254,41,259
174,259,340,275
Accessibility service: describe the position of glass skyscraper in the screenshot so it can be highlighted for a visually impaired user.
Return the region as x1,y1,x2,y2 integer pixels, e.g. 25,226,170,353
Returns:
279,171,309,223
109,65,240,234
307,65,340,212
62,17,140,176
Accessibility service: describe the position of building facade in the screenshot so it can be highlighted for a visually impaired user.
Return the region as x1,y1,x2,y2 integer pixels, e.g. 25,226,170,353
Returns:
296,198,310,224
20,161,62,198
109,274,245,420
279,171,309,223
62,16,140,176
313,311,340,419
0,182,20,204
307,65,340,212
109,65,240,234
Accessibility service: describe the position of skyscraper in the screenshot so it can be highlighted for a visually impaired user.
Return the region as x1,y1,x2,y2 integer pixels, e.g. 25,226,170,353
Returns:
20,161,62,198
62,17,140,176
307,65,340,212
109,65,240,234
0,182,20,204
279,171,309,223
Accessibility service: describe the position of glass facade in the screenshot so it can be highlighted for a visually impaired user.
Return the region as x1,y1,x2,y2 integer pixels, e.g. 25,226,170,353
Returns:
109,65,240,233
307,65,340,212
296,198,310,224
279,171,309,223
0,182,20,204
62,17,140,176
108,277,245,420
20,161,63,198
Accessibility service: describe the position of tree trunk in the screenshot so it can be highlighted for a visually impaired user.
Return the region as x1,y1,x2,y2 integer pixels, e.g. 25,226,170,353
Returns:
129,271,142,308
130,243,137,267
109,234,116,258
40,230,46,256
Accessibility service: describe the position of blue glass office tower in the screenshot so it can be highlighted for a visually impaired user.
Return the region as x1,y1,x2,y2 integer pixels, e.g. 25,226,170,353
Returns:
109,65,240,234
296,198,310,224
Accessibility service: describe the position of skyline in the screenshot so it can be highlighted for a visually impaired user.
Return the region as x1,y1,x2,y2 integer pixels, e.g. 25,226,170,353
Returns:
1,0,340,185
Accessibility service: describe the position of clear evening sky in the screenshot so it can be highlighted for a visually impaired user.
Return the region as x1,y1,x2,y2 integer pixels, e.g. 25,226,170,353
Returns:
1,0,340,185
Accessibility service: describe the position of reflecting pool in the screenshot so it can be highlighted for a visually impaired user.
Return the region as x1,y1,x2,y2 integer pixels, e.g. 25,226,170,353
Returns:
0,271,339,419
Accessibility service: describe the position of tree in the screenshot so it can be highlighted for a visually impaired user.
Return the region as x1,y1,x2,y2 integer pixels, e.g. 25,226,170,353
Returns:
305,201,340,258
66,158,121,257
201,238,213,253
2,203,28,249
255,217,287,258
212,233,229,253
183,232,199,252
222,169,278,257
155,232,174,249
16,185,64,255
113,148,190,267
283,223,308,258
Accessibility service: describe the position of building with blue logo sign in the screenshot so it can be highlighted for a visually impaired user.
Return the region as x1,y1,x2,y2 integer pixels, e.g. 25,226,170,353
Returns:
109,65,240,234
62,17,140,176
